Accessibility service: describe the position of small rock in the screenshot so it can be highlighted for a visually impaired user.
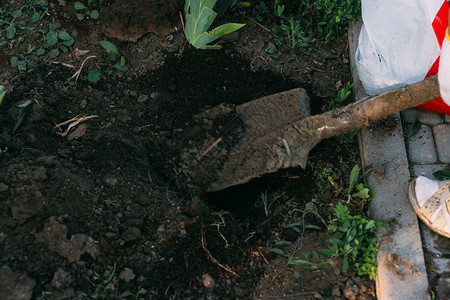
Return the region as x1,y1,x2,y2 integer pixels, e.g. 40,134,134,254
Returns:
202,274,215,288
122,227,141,242
343,284,360,300
129,90,137,97
80,99,87,109
119,268,135,283
51,268,72,290
137,94,148,103
0,265,35,300
0,183,8,192
104,175,118,186
33,166,47,181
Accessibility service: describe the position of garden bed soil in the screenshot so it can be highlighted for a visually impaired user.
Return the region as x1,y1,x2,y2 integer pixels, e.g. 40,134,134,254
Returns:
0,0,377,299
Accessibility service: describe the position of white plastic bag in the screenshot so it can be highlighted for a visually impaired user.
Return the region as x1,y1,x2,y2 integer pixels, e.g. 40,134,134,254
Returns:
356,0,444,95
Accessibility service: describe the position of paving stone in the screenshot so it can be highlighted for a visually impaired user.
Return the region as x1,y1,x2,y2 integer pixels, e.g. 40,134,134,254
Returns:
445,114,450,124
419,223,450,275
402,109,444,125
433,124,450,163
401,109,419,123
416,110,444,125
412,164,448,178
407,125,438,164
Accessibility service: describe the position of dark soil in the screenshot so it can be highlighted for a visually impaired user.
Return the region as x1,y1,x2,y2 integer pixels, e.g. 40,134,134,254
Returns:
0,0,376,299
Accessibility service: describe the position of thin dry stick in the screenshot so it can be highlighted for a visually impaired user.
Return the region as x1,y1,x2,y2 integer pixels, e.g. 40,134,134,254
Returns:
43,59,75,69
257,247,269,265
201,230,238,277
72,55,97,82
247,17,271,32
179,11,185,34
198,137,223,160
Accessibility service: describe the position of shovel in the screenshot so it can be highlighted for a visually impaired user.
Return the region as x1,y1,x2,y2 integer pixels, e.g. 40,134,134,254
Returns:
184,76,439,192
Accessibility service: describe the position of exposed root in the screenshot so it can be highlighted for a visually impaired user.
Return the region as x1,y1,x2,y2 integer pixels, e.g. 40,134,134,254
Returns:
71,55,97,82
201,229,238,277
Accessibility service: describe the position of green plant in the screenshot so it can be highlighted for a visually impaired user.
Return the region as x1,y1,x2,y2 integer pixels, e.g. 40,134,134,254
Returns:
74,1,99,20
313,167,333,190
0,0,47,41
273,0,285,18
255,191,285,216
328,203,386,280
13,99,37,133
122,287,147,299
184,0,245,49
255,1,268,21
315,0,361,43
88,41,128,83
88,261,117,299
329,81,353,110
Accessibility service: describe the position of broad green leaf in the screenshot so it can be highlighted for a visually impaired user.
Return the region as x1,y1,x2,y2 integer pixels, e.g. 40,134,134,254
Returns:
329,237,344,246
90,10,99,19
31,12,40,22
48,48,60,58
6,24,16,39
77,13,85,20
433,170,450,181
270,248,284,255
319,249,332,256
100,41,119,55
11,10,23,18
46,32,57,46
49,23,56,31
74,2,86,10
194,22,245,48
0,86,6,105
348,165,359,194
58,31,72,40
62,38,74,46
342,256,348,272
10,56,19,68
194,6,217,37
88,69,101,82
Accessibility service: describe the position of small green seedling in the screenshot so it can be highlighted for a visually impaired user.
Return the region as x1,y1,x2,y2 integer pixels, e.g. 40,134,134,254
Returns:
255,191,285,216
272,0,285,18
74,1,99,20
13,99,36,133
89,261,117,298
88,41,128,83
329,81,353,110
184,0,245,49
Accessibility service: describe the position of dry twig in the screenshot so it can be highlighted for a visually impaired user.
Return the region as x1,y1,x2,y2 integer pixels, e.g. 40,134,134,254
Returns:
55,114,99,137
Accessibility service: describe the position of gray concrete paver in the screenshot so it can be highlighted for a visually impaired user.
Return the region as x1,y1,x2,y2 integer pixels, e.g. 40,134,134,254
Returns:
412,164,448,178
407,125,438,164
433,124,450,163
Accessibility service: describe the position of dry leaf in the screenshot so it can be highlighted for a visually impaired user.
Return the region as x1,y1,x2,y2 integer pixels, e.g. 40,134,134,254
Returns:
67,123,87,140
335,80,342,90
74,48,90,60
